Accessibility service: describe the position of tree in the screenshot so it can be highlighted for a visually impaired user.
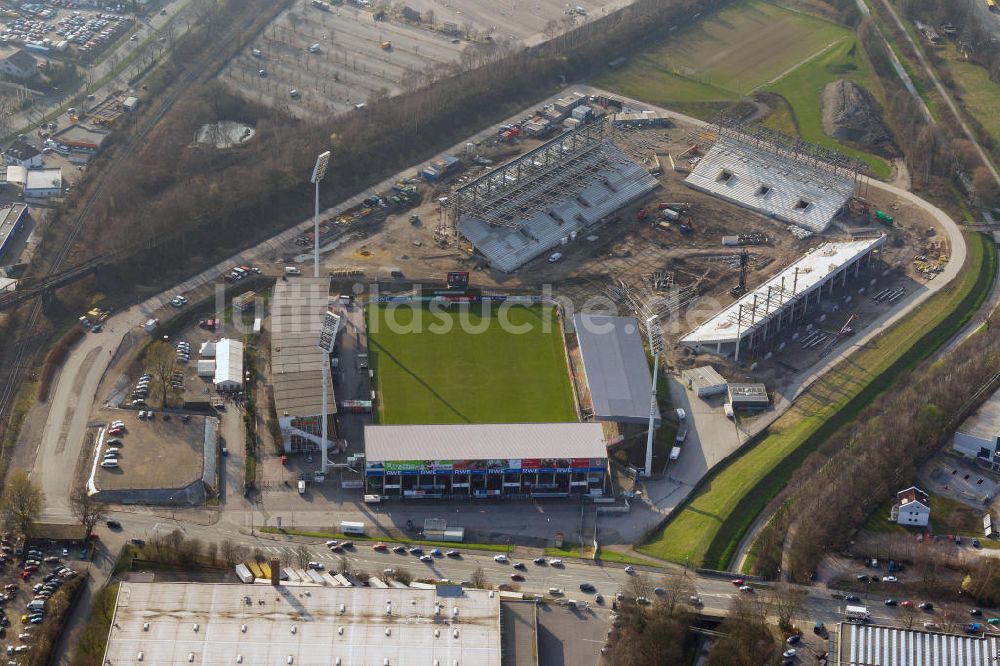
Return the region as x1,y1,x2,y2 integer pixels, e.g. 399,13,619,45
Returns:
220,539,237,564
707,594,779,666
295,545,310,569
144,340,176,408
69,486,107,537
469,566,488,589
770,583,806,633
393,567,413,585
0,471,44,541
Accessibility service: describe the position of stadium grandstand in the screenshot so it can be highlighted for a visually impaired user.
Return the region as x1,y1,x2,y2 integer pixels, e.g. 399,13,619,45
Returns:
454,121,659,273
364,423,608,499
269,277,338,453
680,236,885,360
685,121,864,233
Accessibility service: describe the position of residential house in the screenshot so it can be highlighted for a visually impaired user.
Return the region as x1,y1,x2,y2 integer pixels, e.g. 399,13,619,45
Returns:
0,49,37,80
5,141,41,168
890,486,931,527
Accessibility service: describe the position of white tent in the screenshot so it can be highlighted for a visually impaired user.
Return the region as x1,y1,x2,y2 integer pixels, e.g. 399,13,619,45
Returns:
214,338,244,391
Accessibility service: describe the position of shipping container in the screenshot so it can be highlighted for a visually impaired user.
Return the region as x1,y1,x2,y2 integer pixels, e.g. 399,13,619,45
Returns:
235,563,254,584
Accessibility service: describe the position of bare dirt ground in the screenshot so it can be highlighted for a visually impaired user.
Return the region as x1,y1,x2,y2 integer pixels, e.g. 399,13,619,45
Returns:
218,0,623,118
299,116,944,400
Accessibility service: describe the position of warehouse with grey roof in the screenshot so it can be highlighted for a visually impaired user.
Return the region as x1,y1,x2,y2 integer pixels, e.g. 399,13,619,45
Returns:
573,314,659,425
839,622,1000,666
364,422,608,499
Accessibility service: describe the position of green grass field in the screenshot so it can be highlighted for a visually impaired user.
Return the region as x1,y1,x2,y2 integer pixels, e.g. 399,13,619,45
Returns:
639,233,995,568
367,303,577,424
595,0,891,178
936,43,1000,148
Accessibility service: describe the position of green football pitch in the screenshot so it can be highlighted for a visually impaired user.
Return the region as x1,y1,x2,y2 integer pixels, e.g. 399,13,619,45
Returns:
367,302,578,425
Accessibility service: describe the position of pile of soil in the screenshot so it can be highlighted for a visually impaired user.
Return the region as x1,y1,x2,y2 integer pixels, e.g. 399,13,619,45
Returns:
821,79,898,157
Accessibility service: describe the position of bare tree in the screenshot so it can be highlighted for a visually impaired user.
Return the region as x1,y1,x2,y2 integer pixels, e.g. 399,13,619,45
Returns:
0,471,44,542
144,340,176,408
393,567,412,585
469,566,488,589
338,555,351,575
626,573,653,602
220,539,237,564
295,545,310,569
69,486,107,538
771,583,806,633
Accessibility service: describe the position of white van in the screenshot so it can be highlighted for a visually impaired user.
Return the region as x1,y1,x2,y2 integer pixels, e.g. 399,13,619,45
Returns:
284,266,301,276
101,460,119,469
297,480,306,494
26,601,45,612
308,43,321,53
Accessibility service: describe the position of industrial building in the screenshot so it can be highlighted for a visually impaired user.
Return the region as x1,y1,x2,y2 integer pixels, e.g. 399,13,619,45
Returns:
269,278,337,453
953,387,1000,470
364,423,608,499
24,167,62,198
573,314,660,425
213,338,244,391
0,203,28,260
101,582,503,666
838,622,999,666
680,236,885,360
681,366,728,398
454,122,659,273
52,123,110,154
685,123,862,234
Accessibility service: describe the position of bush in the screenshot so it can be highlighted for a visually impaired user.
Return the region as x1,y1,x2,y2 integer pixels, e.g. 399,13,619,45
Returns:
38,326,85,401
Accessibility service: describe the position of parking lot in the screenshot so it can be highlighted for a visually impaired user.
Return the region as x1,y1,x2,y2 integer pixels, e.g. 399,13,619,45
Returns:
0,537,83,664
0,3,133,61
219,0,628,118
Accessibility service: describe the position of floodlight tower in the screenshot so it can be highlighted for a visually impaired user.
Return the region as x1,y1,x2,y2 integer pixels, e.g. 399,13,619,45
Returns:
317,309,341,477
310,151,331,278
643,314,664,478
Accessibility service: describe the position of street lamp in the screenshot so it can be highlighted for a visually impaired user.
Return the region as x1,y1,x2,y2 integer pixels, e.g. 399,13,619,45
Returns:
643,315,664,478
317,309,341,477
310,151,331,278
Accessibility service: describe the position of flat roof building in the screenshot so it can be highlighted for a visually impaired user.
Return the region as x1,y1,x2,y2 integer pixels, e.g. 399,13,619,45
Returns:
270,278,337,453
24,167,62,198
364,423,608,500
954,387,1000,470
727,383,769,410
102,582,503,666
574,314,659,425
52,123,110,153
0,203,28,260
838,622,999,666
681,366,728,398
680,237,885,360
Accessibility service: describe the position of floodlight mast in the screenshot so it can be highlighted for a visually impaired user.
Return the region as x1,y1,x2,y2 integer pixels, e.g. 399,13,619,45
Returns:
643,315,663,478
317,309,340,477
311,151,331,278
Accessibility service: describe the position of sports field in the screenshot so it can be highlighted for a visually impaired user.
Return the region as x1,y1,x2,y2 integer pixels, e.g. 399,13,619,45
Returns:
595,0,891,178
367,303,578,425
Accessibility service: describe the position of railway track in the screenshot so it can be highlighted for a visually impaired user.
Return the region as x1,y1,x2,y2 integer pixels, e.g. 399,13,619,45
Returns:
0,2,282,438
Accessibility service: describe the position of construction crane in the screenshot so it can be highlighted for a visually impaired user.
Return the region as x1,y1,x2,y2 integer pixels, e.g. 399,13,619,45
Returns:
730,249,750,297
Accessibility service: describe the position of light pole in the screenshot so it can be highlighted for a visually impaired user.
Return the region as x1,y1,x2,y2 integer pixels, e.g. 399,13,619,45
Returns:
317,309,341,478
310,151,331,278
643,315,664,478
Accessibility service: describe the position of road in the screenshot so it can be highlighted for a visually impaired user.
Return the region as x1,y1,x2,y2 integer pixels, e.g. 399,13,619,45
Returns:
85,510,987,636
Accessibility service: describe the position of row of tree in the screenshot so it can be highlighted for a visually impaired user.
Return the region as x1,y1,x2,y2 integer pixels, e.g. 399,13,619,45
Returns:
752,296,1000,581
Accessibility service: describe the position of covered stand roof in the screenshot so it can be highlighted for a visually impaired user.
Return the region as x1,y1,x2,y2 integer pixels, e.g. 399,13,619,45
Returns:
573,314,659,425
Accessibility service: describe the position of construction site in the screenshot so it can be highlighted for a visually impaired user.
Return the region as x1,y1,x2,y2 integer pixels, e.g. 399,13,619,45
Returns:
273,90,948,398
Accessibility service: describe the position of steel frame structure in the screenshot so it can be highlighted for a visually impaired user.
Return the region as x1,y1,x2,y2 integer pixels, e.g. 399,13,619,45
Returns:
450,121,630,230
